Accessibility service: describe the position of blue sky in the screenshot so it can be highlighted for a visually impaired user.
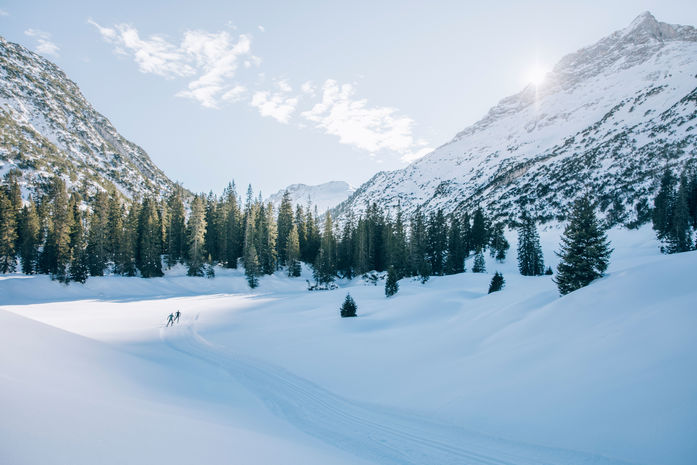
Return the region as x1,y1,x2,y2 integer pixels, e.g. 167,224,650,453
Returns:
1,0,696,196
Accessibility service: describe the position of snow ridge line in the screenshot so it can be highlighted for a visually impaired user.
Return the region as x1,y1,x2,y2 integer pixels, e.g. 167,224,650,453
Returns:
160,321,637,465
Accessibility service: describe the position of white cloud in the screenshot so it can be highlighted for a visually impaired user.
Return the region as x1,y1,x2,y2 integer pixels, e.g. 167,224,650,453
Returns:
301,79,426,159
24,29,60,57
90,20,257,108
258,25,265,32
222,85,247,102
0,9,9,16
250,81,299,123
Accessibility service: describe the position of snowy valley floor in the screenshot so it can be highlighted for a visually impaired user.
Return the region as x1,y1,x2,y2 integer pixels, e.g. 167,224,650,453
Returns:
1,226,696,465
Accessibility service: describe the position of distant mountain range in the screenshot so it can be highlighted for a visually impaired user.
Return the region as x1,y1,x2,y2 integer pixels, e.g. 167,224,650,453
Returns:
334,12,697,222
266,181,355,213
0,36,176,199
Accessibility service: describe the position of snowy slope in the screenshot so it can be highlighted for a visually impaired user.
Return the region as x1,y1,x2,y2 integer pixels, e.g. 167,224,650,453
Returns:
266,180,355,213
1,226,695,465
335,12,697,222
0,36,177,199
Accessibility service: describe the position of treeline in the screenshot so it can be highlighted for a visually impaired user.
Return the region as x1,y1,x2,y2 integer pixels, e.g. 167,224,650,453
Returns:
651,167,697,254
0,173,512,286
1,165,695,288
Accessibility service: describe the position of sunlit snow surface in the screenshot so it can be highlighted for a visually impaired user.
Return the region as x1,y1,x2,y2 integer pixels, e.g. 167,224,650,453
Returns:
1,226,696,465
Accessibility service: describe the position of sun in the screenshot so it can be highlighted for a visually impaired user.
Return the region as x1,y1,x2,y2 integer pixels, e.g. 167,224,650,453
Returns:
527,65,548,86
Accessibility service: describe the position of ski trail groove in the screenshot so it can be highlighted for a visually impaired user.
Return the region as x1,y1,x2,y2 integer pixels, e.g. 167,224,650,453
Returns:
161,323,635,465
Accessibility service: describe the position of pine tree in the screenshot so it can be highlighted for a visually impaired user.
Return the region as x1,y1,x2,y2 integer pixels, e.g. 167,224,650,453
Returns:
652,168,676,242
0,187,18,273
426,209,448,275
286,223,302,277
166,185,187,267
445,213,465,274
186,194,208,276
664,174,692,254
313,212,336,286
337,211,355,278
390,204,409,278
86,191,110,276
243,205,261,288
222,182,242,268
258,203,278,274
276,191,294,267
409,211,430,282
385,265,399,297
517,211,544,276
554,196,613,295
68,204,89,284
470,208,489,253
488,272,505,294
135,197,164,278
340,293,357,318
18,200,40,274
472,249,486,273
489,223,509,262
41,177,73,281
119,201,139,276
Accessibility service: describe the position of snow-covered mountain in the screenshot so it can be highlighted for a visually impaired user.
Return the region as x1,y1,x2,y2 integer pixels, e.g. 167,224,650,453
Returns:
266,181,355,213
334,12,697,222
0,36,176,199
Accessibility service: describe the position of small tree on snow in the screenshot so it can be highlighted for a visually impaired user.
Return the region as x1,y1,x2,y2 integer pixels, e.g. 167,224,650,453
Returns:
554,196,612,295
340,293,357,318
472,250,486,273
488,272,505,294
385,266,399,297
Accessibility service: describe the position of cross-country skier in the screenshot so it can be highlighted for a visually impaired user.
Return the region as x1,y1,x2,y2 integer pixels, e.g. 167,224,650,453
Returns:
174,310,181,323
166,313,174,327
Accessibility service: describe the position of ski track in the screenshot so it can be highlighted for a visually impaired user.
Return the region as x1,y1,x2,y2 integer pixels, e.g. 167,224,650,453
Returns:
161,318,636,465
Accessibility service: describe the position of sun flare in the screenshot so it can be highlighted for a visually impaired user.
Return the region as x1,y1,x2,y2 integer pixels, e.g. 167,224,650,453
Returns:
527,65,548,86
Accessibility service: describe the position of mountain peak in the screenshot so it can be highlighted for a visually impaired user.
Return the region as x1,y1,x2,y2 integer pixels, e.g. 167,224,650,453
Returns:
626,11,659,33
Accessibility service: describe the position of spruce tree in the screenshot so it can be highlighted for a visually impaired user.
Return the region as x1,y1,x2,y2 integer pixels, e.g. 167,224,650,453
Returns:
426,209,448,275
276,191,294,266
166,185,187,267
517,211,544,276
390,204,409,278
243,205,261,288
313,212,336,286
652,168,676,242
18,200,40,274
664,174,692,254
0,187,18,273
86,191,110,276
472,249,486,273
470,208,488,252
445,213,465,274
409,211,428,279
68,206,89,284
489,223,509,262
135,197,164,278
554,196,613,295
42,177,72,280
385,265,399,297
186,195,208,276
286,223,302,277
222,182,242,268
488,272,505,294
340,293,357,318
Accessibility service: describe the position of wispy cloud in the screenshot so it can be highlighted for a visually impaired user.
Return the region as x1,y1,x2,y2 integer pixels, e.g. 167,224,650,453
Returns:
258,25,265,32
24,29,60,57
89,20,258,108
90,21,431,162
250,80,299,123
0,9,9,16
301,80,430,160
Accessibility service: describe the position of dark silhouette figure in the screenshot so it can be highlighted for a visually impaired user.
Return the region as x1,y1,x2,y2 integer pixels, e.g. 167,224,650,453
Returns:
166,313,174,327
174,310,181,323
